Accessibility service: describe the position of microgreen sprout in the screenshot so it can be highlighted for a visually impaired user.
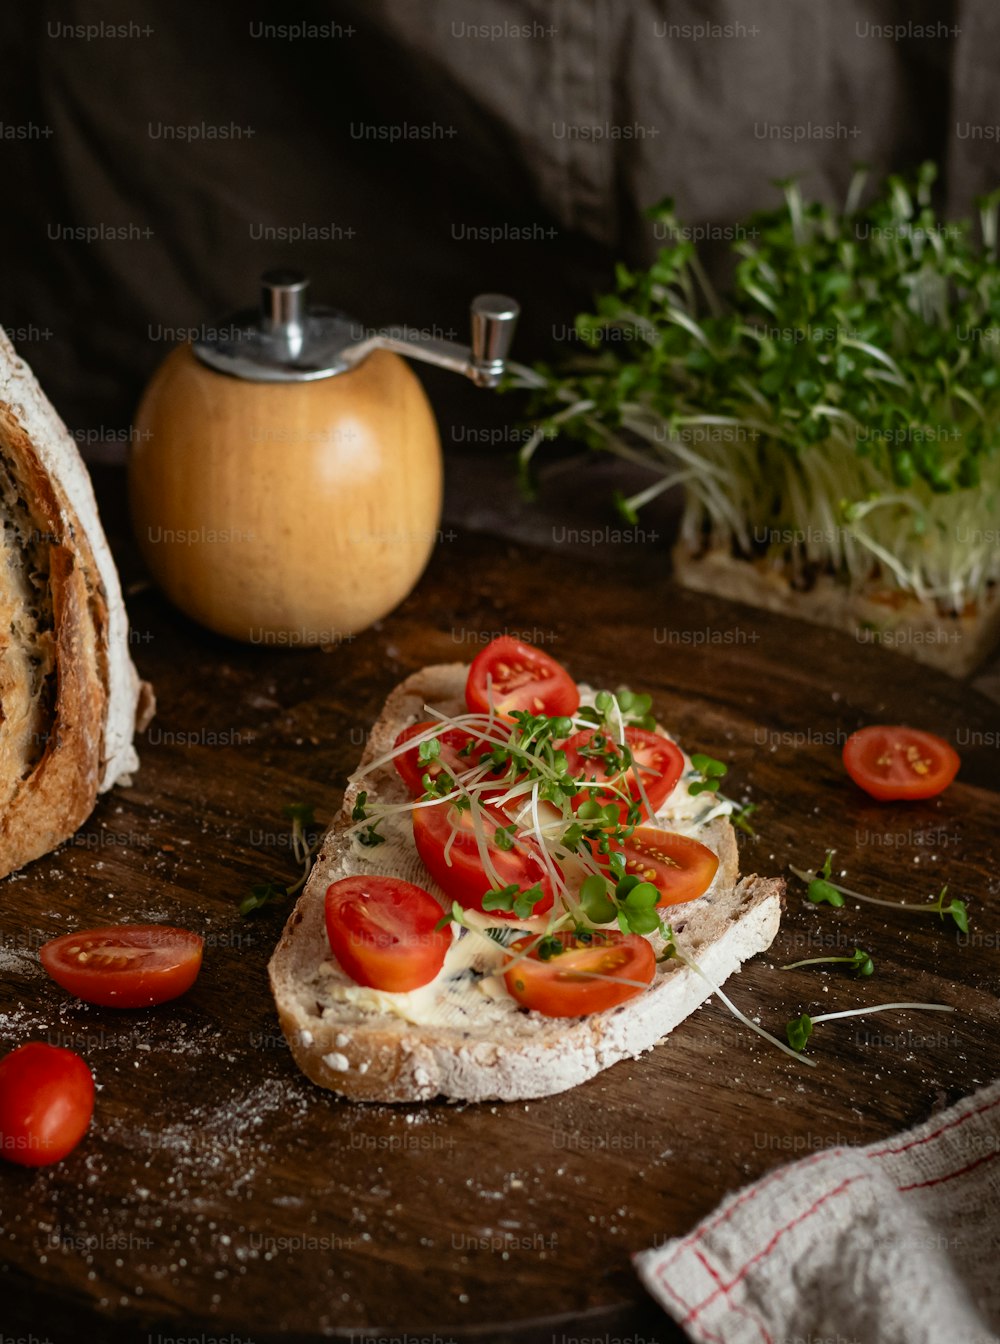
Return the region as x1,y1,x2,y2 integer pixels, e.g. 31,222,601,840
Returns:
535,934,565,961
797,850,845,907
421,771,457,799
786,1013,813,1052
507,162,1000,613
791,852,969,931
729,804,759,837
351,790,386,847
688,753,728,796
782,947,875,977
240,881,286,916
284,802,317,867
417,738,441,765
660,927,816,1066
687,754,758,835
785,1002,955,1054
434,900,473,933
241,801,322,915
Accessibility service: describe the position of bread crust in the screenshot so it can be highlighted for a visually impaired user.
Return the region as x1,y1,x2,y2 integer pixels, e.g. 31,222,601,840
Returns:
0,333,148,880
269,664,783,1104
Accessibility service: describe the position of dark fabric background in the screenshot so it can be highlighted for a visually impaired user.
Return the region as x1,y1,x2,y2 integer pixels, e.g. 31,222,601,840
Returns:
0,0,997,538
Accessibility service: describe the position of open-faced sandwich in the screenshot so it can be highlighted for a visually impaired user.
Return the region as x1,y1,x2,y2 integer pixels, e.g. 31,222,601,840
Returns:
268,637,782,1102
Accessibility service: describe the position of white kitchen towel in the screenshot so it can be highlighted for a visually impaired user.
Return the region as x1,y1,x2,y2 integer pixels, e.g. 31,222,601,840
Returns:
635,1080,1000,1344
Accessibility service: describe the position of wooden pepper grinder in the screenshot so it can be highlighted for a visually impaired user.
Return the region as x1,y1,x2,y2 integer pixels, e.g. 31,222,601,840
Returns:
130,270,518,644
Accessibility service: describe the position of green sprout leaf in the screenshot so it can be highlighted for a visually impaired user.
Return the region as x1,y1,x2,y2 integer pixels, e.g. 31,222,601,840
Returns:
536,935,565,961
283,803,316,828
688,753,727,797
932,885,969,933
807,879,846,908
492,824,516,853
786,1013,814,1052
351,790,386,846
690,753,728,779
731,803,758,837
623,881,659,910
482,883,547,921
240,881,286,917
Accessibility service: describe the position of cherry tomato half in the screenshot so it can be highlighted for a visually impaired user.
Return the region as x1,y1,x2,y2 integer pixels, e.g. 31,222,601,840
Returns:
465,636,580,719
562,727,685,821
0,1043,94,1167
392,721,498,797
412,799,555,918
604,828,720,907
324,875,452,992
843,725,960,801
40,925,204,1008
503,930,655,1017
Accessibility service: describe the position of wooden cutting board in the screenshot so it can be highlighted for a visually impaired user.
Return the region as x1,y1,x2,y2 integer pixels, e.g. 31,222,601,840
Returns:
2,528,997,1344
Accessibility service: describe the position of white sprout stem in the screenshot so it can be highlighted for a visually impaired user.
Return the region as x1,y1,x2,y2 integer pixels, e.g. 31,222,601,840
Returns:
810,1004,955,1025
671,944,816,1067
782,956,859,970
524,349,1000,605
608,693,628,747
466,797,508,892
504,359,548,390
529,782,570,901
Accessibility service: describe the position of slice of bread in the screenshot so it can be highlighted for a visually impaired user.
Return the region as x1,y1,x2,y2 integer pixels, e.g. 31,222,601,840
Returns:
0,330,151,880
269,663,783,1103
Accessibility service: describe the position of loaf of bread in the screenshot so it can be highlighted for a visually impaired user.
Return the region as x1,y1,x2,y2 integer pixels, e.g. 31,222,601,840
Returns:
0,329,150,879
269,663,783,1103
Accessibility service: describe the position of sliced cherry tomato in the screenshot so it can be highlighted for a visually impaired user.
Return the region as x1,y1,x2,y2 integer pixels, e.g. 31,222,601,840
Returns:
503,929,655,1017
39,925,203,1008
843,725,960,801
562,727,684,820
0,1043,94,1167
392,721,498,797
324,875,451,992
412,799,555,918
465,636,580,719
602,828,720,907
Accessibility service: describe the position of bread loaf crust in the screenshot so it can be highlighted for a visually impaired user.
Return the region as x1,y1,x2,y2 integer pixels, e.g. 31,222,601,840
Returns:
0,332,148,879
269,664,783,1103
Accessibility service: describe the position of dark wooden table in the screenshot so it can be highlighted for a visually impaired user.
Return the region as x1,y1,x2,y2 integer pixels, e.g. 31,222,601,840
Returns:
2,521,998,1344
